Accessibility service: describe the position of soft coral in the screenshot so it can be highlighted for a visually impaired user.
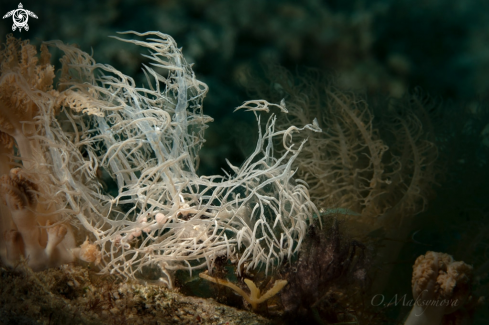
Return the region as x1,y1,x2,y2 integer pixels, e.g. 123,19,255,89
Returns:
0,34,57,167
0,35,99,270
404,251,474,325
1,168,76,270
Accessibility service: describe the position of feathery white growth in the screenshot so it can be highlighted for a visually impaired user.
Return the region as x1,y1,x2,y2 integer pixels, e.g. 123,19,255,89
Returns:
37,31,319,282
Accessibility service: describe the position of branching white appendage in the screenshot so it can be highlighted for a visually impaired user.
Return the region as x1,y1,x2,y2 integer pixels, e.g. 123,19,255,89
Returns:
34,32,319,282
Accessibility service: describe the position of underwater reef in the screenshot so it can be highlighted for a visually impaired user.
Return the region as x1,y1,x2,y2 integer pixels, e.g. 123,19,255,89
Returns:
0,263,272,325
0,2,488,322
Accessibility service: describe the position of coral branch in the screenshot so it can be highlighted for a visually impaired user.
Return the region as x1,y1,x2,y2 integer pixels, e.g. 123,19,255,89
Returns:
199,270,287,310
